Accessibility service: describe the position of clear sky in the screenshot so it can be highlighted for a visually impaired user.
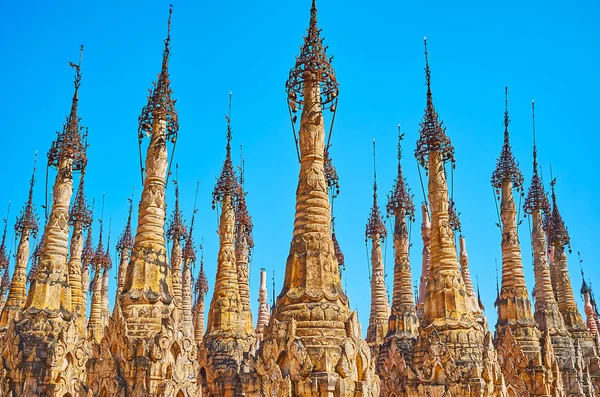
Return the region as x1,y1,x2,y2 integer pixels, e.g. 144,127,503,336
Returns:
1,0,599,334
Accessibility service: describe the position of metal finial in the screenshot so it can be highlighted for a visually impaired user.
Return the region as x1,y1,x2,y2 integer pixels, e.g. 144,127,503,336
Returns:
16,153,40,239
138,5,178,143
213,96,239,208
167,164,187,243
285,0,338,113
524,100,550,214
532,100,538,173
546,177,570,248
366,140,387,241
0,202,11,270
415,37,454,169
387,126,415,221
184,181,201,264
424,37,431,95
491,87,523,190
47,46,88,172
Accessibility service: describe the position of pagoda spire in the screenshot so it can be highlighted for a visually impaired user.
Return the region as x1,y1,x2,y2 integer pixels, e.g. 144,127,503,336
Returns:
0,205,11,314
416,202,431,320
24,44,87,320
167,171,187,311
0,266,10,315
523,101,578,389
116,196,134,299
81,208,94,311
193,241,208,346
100,224,112,329
201,98,255,394
255,268,270,341
384,127,418,345
410,39,505,395
88,198,110,343
459,236,482,317
366,139,390,348
235,142,256,339
414,36,470,325
581,273,600,343
1,154,39,325
68,167,92,335
377,128,419,388
182,183,200,336
121,5,178,334
205,95,244,337
491,88,542,365
547,179,600,388
263,2,377,393
15,45,90,395
546,179,582,328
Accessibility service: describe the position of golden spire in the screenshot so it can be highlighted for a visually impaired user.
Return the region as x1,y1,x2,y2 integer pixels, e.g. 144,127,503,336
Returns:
0,158,33,322
255,268,270,341
581,271,600,342
523,101,554,307
235,144,255,337
416,202,431,320
89,197,110,342
116,197,134,297
412,38,488,379
206,96,244,338
182,183,199,336
366,140,390,346
121,5,177,329
523,101,574,374
547,179,589,339
385,126,418,348
168,173,187,310
24,46,88,320
81,208,94,310
0,205,11,314
193,240,208,345
491,88,541,364
68,169,92,335
101,224,112,327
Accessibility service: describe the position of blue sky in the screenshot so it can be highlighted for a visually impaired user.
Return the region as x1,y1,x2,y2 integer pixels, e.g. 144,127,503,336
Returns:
1,0,598,333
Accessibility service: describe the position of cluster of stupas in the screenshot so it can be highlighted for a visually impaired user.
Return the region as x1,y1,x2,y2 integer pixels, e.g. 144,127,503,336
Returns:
0,1,598,396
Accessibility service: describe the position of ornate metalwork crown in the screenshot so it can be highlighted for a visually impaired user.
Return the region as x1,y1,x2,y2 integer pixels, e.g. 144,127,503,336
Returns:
15,155,39,240
92,221,112,271
69,172,93,229
415,38,455,169
546,179,570,247
183,212,197,264
82,225,95,268
236,185,254,251
138,5,179,142
491,88,524,191
332,230,344,271
366,142,387,241
285,0,338,115
523,102,550,215
212,117,240,208
168,181,188,243
448,199,462,234
0,218,9,271
387,127,415,221
194,246,209,302
47,46,88,172
324,148,340,199
117,199,134,253
27,232,45,283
